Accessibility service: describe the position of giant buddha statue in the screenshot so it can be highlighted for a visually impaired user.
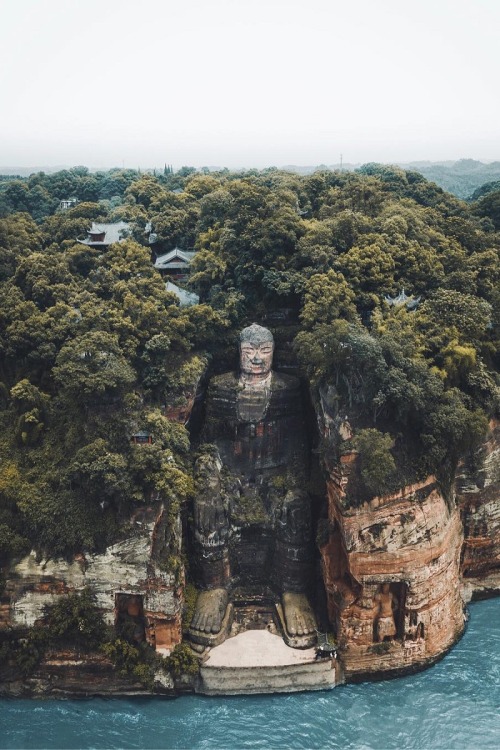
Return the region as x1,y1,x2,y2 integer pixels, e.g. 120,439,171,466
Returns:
189,323,317,648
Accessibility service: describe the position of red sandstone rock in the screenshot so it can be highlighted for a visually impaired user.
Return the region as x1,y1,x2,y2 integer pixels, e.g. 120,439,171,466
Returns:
320,450,465,680
457,419,500,600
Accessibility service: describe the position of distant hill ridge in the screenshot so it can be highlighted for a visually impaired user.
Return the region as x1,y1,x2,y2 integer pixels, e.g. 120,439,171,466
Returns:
2,159,500,199
282,159,500,200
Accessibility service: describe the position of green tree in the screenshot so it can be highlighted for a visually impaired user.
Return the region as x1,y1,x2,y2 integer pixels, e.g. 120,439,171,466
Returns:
301,270,358,328
473,189,500,230
52,331,136,401
67,439,129,504
353,428,397,496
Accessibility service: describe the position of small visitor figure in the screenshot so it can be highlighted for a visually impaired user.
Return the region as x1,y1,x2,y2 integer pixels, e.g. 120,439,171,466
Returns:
373,583,398,642
189,323,317,648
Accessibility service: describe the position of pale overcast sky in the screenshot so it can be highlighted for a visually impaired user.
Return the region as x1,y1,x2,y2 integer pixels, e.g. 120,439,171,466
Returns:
1,0,499,170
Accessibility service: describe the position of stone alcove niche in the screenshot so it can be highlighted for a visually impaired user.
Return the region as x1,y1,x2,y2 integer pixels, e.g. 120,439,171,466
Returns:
408,609,425,640
115,593,146,644
184,326,330,646
372,581,407,643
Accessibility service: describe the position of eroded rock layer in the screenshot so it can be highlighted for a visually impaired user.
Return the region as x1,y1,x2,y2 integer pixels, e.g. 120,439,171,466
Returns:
1,505,183,655
458,419,500,601
320,453,465,681
2,650,173,698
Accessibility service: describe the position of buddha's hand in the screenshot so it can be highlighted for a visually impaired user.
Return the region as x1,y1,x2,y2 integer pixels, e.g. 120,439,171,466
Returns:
194,492,229,546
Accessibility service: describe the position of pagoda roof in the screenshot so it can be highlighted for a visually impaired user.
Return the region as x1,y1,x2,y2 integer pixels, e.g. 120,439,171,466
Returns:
78,221,130,247
165,281,199,307
154,248,195,270
384,289,421,310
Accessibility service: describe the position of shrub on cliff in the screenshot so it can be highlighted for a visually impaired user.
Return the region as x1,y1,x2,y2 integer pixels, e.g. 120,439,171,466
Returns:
42,588,107,652
101,637,172,689
165,642,199,678
0,589,107,677
353,428,397,496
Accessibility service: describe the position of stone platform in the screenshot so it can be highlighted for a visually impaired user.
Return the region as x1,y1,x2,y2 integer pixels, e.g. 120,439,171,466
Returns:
197,630,338,695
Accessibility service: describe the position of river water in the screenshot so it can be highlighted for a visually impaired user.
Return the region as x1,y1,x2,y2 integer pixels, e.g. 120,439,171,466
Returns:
1,598,499,750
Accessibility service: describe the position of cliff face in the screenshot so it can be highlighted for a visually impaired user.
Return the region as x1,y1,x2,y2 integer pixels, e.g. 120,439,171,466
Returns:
2,371,498,695
458,419,500,601
2,504,182,651
315,384,466,681
0,370,208,698
320,458,465,680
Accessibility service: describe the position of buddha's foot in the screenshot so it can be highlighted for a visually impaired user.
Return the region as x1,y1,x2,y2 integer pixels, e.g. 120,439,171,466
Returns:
281,592,317,647
189,589,232,647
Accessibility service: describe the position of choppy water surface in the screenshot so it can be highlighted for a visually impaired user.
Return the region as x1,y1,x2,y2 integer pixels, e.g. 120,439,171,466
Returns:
1,598,499,750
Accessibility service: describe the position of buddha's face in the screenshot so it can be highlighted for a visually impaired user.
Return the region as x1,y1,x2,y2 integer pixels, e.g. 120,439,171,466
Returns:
240,339,274,378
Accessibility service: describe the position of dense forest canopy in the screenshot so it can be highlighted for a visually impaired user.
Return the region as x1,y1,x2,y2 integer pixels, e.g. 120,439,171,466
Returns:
0,164,498,562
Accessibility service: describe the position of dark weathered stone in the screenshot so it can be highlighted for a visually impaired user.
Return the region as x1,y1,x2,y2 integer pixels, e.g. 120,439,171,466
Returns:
189,324,317,647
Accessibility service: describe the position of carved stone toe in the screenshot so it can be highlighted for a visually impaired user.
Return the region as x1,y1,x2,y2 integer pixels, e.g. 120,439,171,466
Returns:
280,592,317,649
188,589,233,647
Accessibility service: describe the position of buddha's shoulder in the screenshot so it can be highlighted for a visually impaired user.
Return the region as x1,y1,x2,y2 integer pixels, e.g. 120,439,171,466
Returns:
210,371,239,390
207,372,240,403
271,371,300,390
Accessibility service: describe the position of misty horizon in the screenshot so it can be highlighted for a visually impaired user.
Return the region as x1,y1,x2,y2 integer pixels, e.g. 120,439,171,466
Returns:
2,0,500,172
1,157,499,178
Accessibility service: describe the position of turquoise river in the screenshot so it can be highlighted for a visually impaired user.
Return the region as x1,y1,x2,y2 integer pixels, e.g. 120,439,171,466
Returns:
1,598,499,750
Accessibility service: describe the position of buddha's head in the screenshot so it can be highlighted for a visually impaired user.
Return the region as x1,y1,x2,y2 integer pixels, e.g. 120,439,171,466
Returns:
239,323,274,381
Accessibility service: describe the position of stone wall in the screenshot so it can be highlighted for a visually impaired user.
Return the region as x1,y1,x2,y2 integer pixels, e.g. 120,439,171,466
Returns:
199,659,336,695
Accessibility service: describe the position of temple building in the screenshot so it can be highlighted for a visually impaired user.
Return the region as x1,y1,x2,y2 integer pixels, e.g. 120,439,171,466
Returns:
165,280,199,306
130,430,153,445
154,247,196,281
77,221,130,248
